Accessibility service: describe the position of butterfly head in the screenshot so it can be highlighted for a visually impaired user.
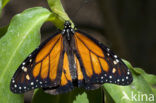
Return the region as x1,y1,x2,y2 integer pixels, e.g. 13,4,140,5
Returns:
64,21,71,29
62,21,75,41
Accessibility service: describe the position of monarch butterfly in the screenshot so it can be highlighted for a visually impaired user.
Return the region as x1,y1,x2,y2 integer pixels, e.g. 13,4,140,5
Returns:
10,21,133,95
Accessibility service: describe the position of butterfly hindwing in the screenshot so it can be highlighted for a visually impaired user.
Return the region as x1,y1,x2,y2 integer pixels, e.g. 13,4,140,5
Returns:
74,30,133,90
44,52,74,95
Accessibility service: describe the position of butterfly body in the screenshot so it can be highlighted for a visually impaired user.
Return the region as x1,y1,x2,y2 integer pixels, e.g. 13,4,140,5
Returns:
62,23,77,83
10,21,133,95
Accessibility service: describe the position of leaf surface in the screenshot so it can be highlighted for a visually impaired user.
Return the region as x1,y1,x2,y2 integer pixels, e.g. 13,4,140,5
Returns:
0,7,51,103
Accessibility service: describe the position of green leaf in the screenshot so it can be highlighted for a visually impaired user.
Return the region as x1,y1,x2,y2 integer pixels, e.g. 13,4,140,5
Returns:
0,25,8,38
132,67,156,96
32,88,102,103
104,89,115,103
124,60,156,96
0,0,10,16
103,60,156,103
132,68,156,86
0,7,51,103
47,0,74,29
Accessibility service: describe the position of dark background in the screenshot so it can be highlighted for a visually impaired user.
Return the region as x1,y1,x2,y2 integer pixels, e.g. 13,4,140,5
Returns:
1,0,156,74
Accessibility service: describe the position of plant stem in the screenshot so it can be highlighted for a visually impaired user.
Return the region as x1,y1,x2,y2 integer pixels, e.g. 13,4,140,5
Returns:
47,0,74,29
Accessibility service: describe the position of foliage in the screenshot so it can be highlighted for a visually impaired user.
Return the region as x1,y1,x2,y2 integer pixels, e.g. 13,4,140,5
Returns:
0,7,51,103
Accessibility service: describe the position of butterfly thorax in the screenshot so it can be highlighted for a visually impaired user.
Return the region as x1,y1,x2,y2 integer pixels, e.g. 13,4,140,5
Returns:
62,21,75,41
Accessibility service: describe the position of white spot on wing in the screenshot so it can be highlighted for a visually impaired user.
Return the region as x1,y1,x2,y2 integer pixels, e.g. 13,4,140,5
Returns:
113,61,117,65
107,53,110,56
101,76,104,79
12,80,15,83
22,66,24,70
23,67,27,72
114,55,117,58
107,48,110,51
126,76,129,79
116,59,119,63
31,82,34,85
24,86,26,89
29,59,32,62
26,75,30,80
127,72,130,75
112,68,116,73
109,75,112,79
14,84,17,88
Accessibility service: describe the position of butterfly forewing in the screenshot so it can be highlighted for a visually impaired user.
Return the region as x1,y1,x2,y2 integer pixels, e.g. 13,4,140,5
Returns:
10,33,64,93
74,31,133,90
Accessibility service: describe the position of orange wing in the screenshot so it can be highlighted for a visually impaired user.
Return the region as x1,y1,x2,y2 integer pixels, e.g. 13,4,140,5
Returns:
11,32,74,94
74,31,133,90
10,33,66,93
44,52,74,95
34,34,63,81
